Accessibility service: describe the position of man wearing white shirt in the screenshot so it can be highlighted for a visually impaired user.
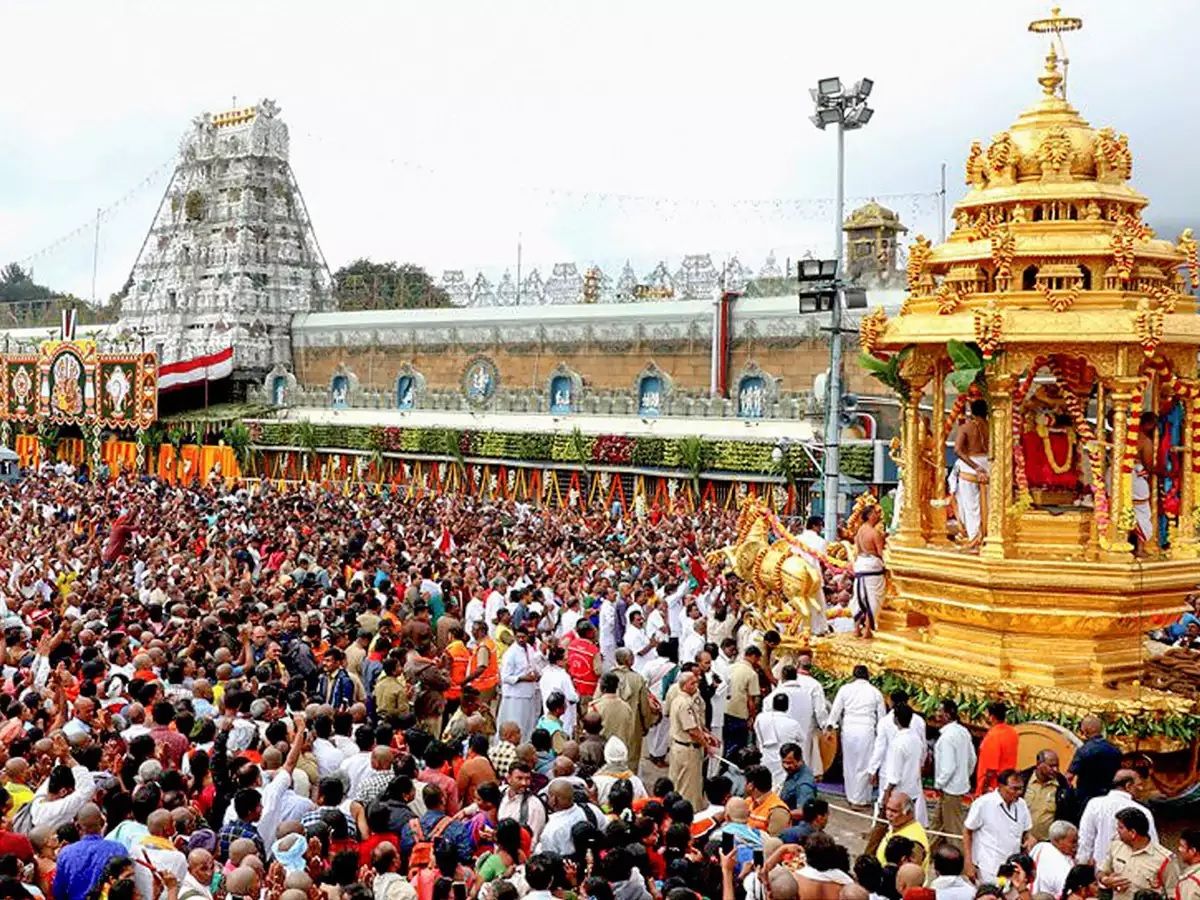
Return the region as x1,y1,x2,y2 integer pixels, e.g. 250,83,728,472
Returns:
753,693,805,789
1076,770,1157,865
463,588,486,638
498,629,541,744
932,699,977,850
338,726,376,801
763,657,829,779
257,718,308,848
132,810,188,900
869,690,927,790
826,665,886,806
535,779,605,857
882,704,928,826
930,845,976,900
624,607,659,676
963,769,1033,883
311,716,345,778
1031,821,1079,898
538,646,579,736
28,738,97,831
796,517,830,634
680,616,707,666
485,578,507,637
598,592,619,671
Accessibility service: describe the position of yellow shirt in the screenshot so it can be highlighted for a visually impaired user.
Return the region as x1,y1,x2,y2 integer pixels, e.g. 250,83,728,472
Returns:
495,624,514,660
876,819,930,870
726,660,758,720
2,781,32,813
1024,776,1058,841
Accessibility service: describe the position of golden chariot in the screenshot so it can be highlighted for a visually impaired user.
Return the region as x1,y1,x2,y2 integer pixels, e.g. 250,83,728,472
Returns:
719,10,1200,799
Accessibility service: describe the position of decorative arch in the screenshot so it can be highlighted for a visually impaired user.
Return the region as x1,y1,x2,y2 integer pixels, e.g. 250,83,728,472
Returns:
735,361,780,419
329,363,360,410
263,365,297,407
634,361,673,417
546,362,583,415
394,362,426,410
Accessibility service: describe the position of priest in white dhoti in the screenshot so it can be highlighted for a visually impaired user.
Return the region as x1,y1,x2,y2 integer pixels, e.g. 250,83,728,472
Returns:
852,505,886,637
1132,462,1153,545
951,398,991,544
498,629,541,743
827,665,887,806
754,693,806,789
796,516,830,635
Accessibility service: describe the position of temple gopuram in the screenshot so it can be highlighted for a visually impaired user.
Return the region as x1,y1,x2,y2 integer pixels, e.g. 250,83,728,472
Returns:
809,8,1200,794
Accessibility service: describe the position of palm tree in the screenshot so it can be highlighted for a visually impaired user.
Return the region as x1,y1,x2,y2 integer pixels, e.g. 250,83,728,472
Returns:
676,435,709,507
36,425,59,468
223,422,254,477
294,420,319,480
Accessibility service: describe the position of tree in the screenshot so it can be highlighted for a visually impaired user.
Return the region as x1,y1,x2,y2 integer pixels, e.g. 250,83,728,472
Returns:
0,262,121,327
332,259,452,310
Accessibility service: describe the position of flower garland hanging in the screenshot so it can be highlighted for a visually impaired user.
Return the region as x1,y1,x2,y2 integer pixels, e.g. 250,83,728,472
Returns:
1008,357,1046,516
1035,413,1077,474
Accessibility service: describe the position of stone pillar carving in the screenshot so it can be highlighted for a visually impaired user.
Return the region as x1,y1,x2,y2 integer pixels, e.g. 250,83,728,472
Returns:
981,373,1015,560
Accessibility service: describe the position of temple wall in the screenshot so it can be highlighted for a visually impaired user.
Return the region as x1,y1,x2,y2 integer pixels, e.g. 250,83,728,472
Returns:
288,293,899,400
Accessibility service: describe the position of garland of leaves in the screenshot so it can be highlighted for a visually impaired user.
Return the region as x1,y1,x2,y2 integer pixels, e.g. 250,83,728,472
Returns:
247,422,866,480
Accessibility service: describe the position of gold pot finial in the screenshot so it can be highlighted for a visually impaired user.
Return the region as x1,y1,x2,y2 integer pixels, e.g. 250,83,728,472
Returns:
1028,6,1083,99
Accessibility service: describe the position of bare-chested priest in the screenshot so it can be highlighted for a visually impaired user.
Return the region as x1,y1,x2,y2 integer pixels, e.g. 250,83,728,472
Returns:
953,399,990,546
853,504,886,639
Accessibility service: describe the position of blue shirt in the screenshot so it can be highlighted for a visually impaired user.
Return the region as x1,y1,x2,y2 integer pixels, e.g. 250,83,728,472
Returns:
54,834,127,900
781,764,817,813
1068,736,1122,808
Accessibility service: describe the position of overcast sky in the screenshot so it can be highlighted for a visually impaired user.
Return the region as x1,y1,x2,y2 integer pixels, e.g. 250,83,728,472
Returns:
1,0,1197,301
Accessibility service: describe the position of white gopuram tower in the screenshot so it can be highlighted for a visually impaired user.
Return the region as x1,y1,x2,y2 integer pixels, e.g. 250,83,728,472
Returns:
122,99,330,390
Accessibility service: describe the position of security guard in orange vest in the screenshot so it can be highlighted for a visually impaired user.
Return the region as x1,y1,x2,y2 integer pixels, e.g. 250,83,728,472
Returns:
465,620,500,709
443,627,472,721
745,764,790,836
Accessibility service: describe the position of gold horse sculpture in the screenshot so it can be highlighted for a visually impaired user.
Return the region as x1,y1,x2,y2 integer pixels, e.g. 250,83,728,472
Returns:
709,498,826,639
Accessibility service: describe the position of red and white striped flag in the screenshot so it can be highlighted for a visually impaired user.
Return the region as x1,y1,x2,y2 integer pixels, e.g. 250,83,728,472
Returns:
434,525,455,555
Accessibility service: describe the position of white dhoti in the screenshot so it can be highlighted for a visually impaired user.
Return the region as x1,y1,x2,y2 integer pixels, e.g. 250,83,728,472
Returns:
497,692,541,746
852,554,885,632
1132,464,1153,542
951,455,990,542
842,725,876,806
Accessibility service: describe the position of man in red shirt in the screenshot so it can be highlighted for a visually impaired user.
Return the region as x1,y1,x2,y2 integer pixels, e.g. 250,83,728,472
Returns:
565,620,601,714
149,701,191,771
976,701,1019,795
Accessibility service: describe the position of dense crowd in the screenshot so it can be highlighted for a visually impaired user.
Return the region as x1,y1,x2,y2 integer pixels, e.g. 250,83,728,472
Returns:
0,472,1196,900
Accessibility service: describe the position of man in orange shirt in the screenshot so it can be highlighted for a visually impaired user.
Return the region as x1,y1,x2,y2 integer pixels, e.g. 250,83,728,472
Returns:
455,734,499,806
976,701,1018,795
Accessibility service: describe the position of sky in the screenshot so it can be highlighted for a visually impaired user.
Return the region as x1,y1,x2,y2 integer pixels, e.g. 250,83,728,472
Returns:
1,0,1197,302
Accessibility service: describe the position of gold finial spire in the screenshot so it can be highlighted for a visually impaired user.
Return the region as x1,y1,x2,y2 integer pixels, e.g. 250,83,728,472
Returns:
1028,6,1083,99
1038,45,1064,97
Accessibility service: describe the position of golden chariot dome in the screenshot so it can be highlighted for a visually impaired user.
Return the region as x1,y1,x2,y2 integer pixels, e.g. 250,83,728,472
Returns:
842,7,1200,699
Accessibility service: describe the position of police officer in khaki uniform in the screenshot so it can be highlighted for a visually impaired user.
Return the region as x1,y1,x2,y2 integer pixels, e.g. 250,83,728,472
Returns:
1098,808,1178,900
1177,829,1200,900
668,670,715,809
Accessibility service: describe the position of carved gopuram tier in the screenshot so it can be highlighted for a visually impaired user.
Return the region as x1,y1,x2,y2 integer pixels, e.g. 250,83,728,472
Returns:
841,16,1200,693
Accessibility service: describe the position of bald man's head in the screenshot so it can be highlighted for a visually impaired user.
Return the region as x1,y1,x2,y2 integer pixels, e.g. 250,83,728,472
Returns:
76,802,105,834
726,797,750,823
225,867,260,898
147,809,174,837
228,838,257,866
547,778,576,811
1080,715,1103,738
283,872,313,892
371,747,394,770
840,886,870,900
896,864,925,893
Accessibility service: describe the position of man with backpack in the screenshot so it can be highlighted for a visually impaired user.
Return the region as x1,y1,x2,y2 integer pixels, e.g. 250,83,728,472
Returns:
534,778,605,857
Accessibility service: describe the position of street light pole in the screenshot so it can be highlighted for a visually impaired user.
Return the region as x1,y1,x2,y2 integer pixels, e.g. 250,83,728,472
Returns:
808,76,872,541
823,120,846,542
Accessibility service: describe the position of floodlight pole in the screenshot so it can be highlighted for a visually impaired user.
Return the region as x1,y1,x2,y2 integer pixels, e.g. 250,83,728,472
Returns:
822,120,846,541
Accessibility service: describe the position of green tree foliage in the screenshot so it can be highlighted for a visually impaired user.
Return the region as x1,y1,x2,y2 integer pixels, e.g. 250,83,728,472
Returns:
332,259,452,310
0,263,121,328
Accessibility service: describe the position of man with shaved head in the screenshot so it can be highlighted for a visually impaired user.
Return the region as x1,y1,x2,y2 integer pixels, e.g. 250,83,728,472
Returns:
133,808,188,900
53,803,126,900
535,778,604,857
2,759,33,815
1069,715,1122,812
181,848,215,900
1076,769,1157,866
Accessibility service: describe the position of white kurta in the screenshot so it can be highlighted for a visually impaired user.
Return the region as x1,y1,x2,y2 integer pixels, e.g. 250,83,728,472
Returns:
1031,841,1073,898
626,624,655,676
599,600,618,669
1132,464,1153,541
485,589,506,635
764,675,830,778
828,679,886,806
883,727,928,825
498,643,540,743
754,710,806,789
964,792,1032,883
643,657,675,759
539,663,579,735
